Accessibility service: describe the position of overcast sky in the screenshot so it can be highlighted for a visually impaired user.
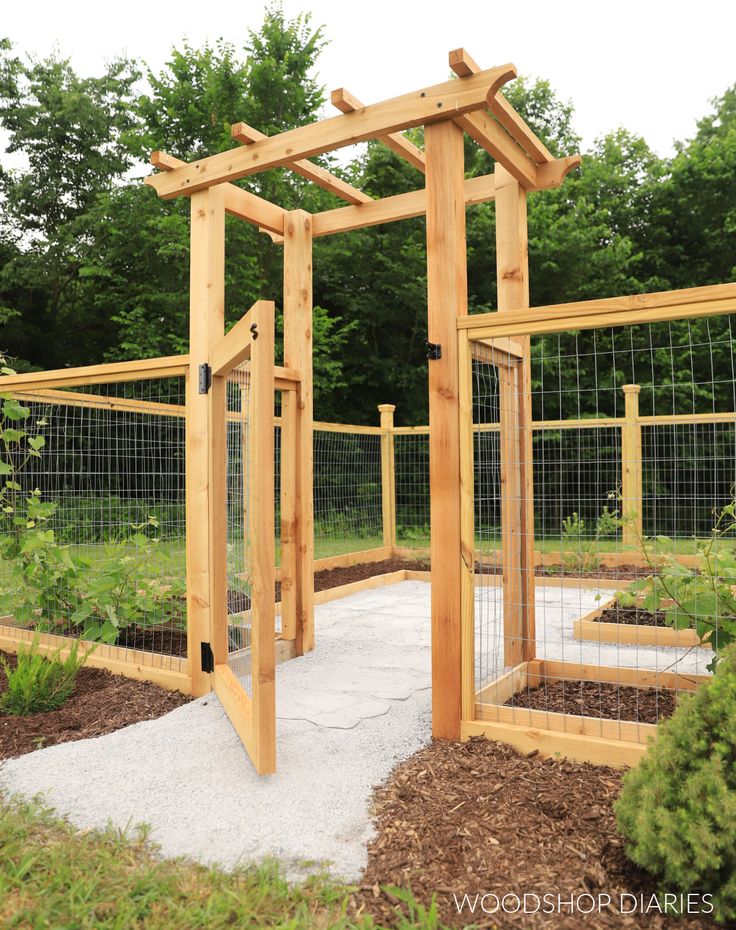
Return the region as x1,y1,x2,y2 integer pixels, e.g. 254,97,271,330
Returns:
2,0,735,156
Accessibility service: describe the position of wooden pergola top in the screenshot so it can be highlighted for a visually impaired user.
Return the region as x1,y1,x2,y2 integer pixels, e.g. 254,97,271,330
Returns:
146,48,581,238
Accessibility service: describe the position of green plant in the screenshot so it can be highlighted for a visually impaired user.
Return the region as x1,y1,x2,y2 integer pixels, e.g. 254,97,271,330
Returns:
560,504,621,572
618,491,736,664
616,644,736,924
0,636,89,715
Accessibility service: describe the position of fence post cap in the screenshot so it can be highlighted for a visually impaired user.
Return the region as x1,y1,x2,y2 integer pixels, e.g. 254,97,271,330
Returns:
377,404,396,412
622,384,641,394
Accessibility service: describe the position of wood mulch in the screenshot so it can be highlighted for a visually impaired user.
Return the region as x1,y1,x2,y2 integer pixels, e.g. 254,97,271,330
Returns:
477,563,654,581
352,738,717,929
597,606,667,627
505,680,677,724
0,651,190,761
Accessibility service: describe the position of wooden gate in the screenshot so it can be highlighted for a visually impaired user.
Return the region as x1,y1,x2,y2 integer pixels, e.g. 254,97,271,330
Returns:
209,300,277,774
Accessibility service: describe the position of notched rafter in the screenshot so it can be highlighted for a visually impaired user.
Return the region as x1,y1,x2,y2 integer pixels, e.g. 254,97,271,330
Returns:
230,122,371,205
331,88,426,173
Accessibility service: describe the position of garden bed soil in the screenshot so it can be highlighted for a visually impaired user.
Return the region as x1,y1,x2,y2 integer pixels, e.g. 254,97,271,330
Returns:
596,605,667,627
0,651,190,761
504,680,677,724
477,562,654,581
352,738,717,929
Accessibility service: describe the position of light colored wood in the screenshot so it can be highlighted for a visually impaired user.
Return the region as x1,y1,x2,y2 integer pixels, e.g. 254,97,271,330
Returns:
541,659,710,693
0,355,188,391
378,404,397,548
574,617,710,650
461,718,649,768
314,421,383,435
186,186,225,697
279,389,298,641
146,65,516,197
331,87,426,172
449,48,554,164
622,384,643,546
209,368,229,667
150,150,286,234
249,299,277,775
211,303,258,376
313,570,407,604
476,661,528,706
231,121,371,204
12,388,186,418
475,335,524,358
425,119,467,740
459,330,476,721
458,283,736,337
455,110,537,188
283,210,315,654
476,700,658,745
213,664,258,763
311,172,495,239
315,545,393,572
0,625,190,693
496,164,536,665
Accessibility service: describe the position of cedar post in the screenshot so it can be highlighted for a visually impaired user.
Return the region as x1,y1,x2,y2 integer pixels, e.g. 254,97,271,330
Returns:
495,165,536,666
378,404,397,550
187,185,226,696
283,210,314,654
425,120,467,740
621,384,643,546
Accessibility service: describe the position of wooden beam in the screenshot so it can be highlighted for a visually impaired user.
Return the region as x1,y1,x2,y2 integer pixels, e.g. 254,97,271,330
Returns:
449,49,555,164
457,283,736,338
150,151,286,234
494,166,536,670
283,210,315,655
426,119,467,741
0,355,188,392
231,122,371,205
145,65,516,198
331,87,426,173
186,186,225,697
621,384,643,546
378,404,397,549
455,109,537,188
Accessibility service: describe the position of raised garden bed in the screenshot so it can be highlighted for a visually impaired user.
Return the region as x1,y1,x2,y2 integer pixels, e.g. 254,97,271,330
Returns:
504,679,678,724
0,648,190,761
573,597,710,649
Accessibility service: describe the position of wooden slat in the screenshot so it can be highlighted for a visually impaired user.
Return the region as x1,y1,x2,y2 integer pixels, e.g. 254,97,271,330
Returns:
208,367,228,667
210,301,276,378
458,283,736,337
455,109,537,188
280,390,298,640
426,119,467,741
283,210,315,655
213,664,256,759
621,384,643,546
378,404,396,548
331,87,425,172
12,388,185,417
151,150,286,234
231,122,371,205
574,617,709,650
186,187,225,697
0,355,188,391
449,48,555,164
249,299,277,775
541,659,710,693
146,65,517,198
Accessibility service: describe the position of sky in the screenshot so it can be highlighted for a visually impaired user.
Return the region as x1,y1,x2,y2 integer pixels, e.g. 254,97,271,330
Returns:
2,0,736,157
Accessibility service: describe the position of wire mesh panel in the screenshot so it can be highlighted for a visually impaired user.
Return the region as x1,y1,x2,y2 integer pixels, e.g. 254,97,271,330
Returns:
0,379,187,663
394,430,430,548
313,427,383,558
466,315,736,750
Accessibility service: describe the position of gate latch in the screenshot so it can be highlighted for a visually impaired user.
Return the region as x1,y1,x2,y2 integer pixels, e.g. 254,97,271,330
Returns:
425,340,442,361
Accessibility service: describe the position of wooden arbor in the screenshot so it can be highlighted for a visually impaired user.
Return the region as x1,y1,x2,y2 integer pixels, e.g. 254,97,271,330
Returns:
146,48,581,746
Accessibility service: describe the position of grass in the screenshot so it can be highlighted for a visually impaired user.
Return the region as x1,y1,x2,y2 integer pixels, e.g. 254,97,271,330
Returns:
0,795,457,930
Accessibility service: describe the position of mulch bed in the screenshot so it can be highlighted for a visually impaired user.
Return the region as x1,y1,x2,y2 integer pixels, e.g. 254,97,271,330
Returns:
352,738,717,929
504,680,677,724
0,650,190,761
596,606,667,627
477,562,654,581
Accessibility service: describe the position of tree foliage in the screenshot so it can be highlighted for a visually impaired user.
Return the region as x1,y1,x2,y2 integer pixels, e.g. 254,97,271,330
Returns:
1,14,735,424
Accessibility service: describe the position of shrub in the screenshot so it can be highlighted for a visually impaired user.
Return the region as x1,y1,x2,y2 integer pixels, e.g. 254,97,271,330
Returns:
0,637,89,715
615,645,736,923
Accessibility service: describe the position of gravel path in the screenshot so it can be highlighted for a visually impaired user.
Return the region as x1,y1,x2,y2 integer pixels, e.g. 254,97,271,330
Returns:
0,580,712,881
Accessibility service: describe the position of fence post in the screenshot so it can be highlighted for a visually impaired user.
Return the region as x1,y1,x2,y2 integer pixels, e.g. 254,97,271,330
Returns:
621,384,643,547
378,404,397,551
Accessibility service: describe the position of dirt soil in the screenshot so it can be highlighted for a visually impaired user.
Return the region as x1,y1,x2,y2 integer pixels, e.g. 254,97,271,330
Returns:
505,680,677,725
0,651,190,761
477,563,654,581
597,606,667,627
352,738,717,929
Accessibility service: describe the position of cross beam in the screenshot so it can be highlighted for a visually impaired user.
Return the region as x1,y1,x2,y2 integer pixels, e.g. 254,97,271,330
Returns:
145,64,517,198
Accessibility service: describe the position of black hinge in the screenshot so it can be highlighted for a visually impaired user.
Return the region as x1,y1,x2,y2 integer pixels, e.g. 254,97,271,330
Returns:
198,363,212,394
201,642,214,673
425,340,442,360
250,322,259,340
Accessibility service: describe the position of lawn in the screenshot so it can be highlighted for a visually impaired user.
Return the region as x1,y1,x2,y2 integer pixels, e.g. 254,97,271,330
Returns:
0,795,448,930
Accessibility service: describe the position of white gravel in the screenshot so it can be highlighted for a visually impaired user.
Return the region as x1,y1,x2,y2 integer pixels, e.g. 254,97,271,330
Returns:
0,580,712,881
